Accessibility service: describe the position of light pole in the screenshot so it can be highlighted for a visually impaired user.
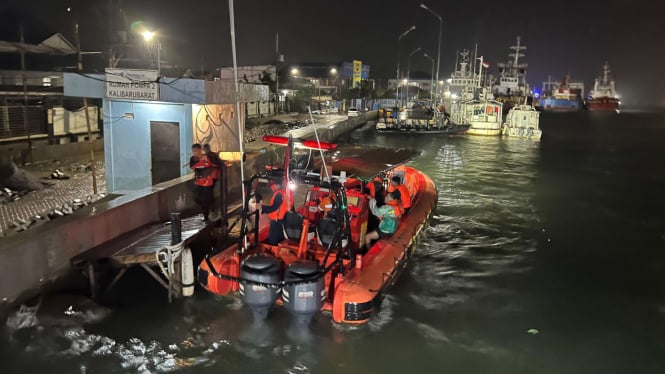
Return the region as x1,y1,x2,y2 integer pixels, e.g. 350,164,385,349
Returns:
406,47,422,105
142,30,161,76
420,3,442,104
396,25,416,107
423,52,435,103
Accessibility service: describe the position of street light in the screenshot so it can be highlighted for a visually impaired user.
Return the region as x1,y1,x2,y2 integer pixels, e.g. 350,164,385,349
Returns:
423,52,435,103
420,3,442,104
290,68,299,76
406,47,422,105
396,25,416,107
142,30,161,76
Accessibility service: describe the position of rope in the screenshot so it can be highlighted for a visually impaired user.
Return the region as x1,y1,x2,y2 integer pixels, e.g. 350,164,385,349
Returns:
307,106,330,181
156,242,184,281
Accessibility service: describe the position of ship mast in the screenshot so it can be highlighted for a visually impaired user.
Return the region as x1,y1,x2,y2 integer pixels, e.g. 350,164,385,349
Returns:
602,61,610,85
509,36,526,69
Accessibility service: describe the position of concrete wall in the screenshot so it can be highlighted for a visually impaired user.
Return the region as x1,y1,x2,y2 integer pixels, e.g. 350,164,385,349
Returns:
103,100,193,192
0,175,197,314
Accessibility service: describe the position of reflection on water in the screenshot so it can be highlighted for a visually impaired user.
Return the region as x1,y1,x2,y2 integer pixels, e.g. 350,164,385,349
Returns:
3,112,665,373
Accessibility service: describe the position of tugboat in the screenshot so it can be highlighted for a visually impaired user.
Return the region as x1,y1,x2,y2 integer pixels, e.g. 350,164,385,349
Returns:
502,98,542,140
539,74,584,112
450,56,504,136
587,62,620,113
493,36,530,113
376,102,469,134
198,136,437,325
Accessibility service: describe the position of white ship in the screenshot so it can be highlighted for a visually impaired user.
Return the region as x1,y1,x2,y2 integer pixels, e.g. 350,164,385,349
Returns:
493,36,530,111
502,100,541,140
450,56,503,136
442,50,476,113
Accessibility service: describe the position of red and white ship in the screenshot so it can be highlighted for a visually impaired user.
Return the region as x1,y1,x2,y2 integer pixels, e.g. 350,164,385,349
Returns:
587,62,620,113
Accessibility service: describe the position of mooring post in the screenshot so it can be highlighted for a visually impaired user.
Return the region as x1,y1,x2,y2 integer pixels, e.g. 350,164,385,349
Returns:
169,212,182,302
170,212,182,245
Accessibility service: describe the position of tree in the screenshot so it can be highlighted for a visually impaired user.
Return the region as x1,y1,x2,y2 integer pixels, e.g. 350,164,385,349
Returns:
289,83,317,113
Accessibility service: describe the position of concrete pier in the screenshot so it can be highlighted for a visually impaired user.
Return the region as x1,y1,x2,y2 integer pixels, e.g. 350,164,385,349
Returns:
0,112,374,316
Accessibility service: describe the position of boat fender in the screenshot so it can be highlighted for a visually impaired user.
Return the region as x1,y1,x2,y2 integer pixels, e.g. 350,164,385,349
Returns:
181,247,195,297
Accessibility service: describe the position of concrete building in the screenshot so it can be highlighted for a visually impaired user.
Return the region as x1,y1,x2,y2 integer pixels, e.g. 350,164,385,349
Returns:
64,71,268,192
218,65,275,84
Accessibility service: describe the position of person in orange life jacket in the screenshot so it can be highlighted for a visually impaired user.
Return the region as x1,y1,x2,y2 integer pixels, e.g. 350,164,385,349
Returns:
318,193,336,215
190,144,219,222
385,188,404,217
389,176,411,214
364,191,399,249
365,176,384,198
259,180,294,245
203,144,222,186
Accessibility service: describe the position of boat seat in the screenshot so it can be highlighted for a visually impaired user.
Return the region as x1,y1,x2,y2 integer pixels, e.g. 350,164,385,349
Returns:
317,218,337,247
316,218,348,249
283,212,304,241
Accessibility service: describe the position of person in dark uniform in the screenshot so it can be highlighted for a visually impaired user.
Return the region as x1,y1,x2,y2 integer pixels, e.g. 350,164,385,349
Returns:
190,144,218,222
259,180,293,245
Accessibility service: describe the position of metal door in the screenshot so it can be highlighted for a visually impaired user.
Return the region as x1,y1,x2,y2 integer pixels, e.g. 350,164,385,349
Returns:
150,121,180,185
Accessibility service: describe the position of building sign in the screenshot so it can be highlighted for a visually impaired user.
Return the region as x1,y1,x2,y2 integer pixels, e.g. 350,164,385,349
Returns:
105,68,160,101
352,60,362,88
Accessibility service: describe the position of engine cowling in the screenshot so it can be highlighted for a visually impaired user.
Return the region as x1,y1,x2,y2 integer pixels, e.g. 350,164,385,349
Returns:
282,260,325,325
239,254,282,320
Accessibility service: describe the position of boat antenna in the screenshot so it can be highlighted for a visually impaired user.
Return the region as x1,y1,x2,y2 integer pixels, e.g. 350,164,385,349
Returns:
307,106,331,182
228,0,248,250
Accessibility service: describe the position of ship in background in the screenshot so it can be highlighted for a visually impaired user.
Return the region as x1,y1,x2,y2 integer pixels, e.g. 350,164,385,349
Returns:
441,50,476,114
538,74,585,112
493,36,530,112
587,62,620,113
449,56,503,136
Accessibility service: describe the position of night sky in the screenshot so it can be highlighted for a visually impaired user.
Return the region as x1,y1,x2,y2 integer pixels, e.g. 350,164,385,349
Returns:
1,0,662,106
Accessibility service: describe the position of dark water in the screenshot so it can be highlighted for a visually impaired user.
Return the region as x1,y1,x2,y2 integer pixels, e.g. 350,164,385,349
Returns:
3,110,665,373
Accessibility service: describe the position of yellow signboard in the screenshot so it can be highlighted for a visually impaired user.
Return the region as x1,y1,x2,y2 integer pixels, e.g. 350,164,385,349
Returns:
352,60,362,88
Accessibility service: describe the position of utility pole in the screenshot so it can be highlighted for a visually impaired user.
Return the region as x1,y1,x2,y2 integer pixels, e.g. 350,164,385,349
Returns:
74,24,98,194
19,24,32,163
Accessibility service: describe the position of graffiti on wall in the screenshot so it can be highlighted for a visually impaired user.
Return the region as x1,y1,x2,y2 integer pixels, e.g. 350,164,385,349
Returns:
192,103,245,152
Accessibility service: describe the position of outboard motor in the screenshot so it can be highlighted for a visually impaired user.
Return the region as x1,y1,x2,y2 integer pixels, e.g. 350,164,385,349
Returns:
239,254,282,320
282,260,325,325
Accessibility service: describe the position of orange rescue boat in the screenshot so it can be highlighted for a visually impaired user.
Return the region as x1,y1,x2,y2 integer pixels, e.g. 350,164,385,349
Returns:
198,136,436,325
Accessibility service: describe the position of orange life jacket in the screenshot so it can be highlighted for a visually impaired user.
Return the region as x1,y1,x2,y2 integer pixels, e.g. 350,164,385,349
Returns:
191,157,215,187
366,177,383,198
395,184,411,209
386,199,404,217
267,189,294,221
319,194,335,213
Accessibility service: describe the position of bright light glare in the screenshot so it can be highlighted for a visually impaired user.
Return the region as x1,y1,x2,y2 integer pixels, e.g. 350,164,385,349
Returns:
142,30,155,41
330,68,337,74
446,78,452,84
291,68,299,75
289,181,297,191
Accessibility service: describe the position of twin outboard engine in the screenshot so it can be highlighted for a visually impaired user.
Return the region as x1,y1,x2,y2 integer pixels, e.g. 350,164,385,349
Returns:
239,254,282,320
282,260,325,325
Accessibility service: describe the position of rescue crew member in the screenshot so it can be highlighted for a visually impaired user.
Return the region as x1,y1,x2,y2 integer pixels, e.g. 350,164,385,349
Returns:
203,144,222,187
190,143,218,222
389,176,411,214
260,180,294,245
386,189,404,218
364,191,399,249
365,176,385,206
318,193,336,215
